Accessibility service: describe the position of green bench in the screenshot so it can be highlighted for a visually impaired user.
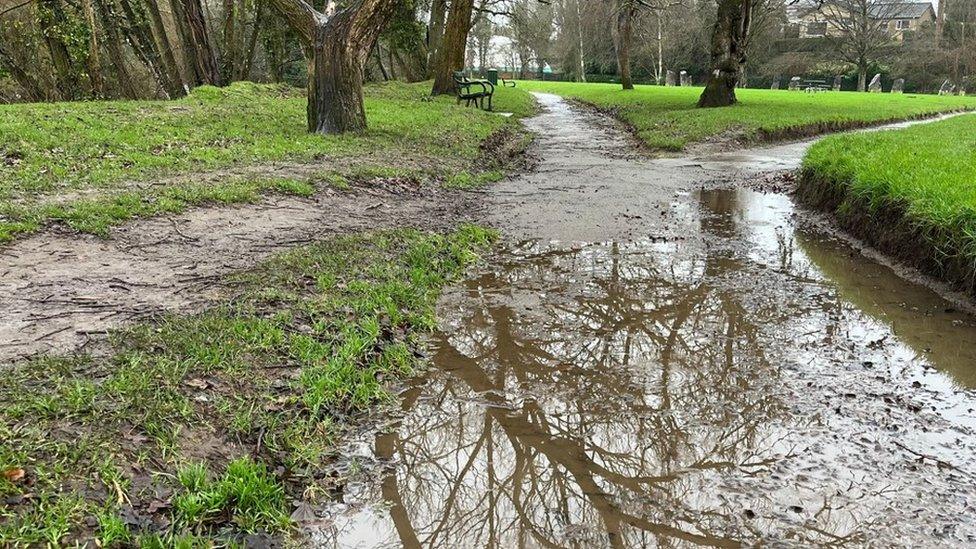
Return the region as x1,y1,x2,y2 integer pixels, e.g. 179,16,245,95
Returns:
453,71,494,111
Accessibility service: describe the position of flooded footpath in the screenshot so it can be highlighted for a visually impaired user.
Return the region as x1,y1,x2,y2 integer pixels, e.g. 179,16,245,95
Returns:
310,94,976,547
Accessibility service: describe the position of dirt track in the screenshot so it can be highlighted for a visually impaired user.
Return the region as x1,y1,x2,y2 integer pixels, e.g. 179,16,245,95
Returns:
0,180,474,362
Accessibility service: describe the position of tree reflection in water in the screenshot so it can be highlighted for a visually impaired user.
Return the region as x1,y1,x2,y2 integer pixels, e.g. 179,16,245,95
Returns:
313,188,976,548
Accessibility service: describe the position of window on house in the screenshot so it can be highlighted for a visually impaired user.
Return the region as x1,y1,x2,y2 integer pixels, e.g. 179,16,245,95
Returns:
896,19,911,29
806,22,828,36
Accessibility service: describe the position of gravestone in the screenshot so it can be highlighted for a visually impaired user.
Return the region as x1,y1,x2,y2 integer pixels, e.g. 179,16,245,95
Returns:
665,70,676,87
890,78,904,93
939,79,953,95
868,73,882,92
833,75,843,91
788,76,801,91
679,70,691,86
770,79,780,90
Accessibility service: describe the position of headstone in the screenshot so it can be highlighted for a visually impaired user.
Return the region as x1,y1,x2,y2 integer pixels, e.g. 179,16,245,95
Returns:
770,79,780,90
665,70,676,87
939,79,953,95
890,78,904,93
868,73,882,93
788,76,801,91
833,75,843,91
679,70,691,86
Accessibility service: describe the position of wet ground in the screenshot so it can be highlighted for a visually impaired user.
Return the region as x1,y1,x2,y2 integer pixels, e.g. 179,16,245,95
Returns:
312,95,976,547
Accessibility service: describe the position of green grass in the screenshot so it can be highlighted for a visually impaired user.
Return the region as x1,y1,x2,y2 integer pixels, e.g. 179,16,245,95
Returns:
517,80,976,151
0,81,534,242
799,113,976,291
0,225,496,545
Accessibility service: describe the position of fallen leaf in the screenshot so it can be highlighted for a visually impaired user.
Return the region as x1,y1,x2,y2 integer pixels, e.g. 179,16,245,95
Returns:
2,468,25,482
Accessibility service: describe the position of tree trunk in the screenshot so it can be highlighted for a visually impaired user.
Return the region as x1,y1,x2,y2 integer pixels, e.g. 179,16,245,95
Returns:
183,0,222,85
239,0,263,80
93,0,141,98
270,0,398,133
698,0,751,107
936,0,946,42
613,1,634,90
143,0,187,96
118,0,180,98
431,0,475,95
82,0,105,97
857,65,867,92
223,0,237,80
38,0,81,99
575,0,586,82
0,45,46,101
427,0,447,73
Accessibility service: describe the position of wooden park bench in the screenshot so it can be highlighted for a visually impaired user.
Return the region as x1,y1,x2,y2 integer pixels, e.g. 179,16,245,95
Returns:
453,71,494,111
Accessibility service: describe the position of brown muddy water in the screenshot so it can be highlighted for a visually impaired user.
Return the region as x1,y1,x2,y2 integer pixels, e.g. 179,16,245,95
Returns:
309,95,976,547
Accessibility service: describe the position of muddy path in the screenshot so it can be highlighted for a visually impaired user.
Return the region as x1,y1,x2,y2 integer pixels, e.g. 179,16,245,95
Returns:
0,181,475,362
313,94,976,547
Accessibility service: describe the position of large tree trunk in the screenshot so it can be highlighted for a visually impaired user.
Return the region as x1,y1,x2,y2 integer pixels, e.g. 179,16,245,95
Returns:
431,0,475,95
0,45,46,101
857,65,867,91
270,0,398,133
613,1,635,90
698,0,752,107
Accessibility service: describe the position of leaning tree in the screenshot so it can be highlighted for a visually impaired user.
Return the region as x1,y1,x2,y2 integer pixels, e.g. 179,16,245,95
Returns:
698,0,752,107
268,0,398,133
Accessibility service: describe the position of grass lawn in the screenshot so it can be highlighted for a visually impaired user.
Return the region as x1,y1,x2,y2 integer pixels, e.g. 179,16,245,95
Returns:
0,81,534,242
0,225,495,546
798,113,976,293
517,80,976,151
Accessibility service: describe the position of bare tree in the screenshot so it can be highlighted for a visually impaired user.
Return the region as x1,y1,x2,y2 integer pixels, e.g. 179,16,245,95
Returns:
613,0,638,89
268,0,398,133
821,0,897,91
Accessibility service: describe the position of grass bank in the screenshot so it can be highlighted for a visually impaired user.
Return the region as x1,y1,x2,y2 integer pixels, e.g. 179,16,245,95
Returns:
0,225,495,546
517,81,976,151
0,81,534,242
797,113,976,295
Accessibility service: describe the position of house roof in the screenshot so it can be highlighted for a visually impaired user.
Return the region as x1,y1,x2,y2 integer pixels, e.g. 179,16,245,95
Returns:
868,2,933,19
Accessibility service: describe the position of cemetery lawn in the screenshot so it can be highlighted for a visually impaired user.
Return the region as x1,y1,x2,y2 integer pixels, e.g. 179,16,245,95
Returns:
0,225,495,546
517,80,976,151
0,81,534,243
798,113,976,294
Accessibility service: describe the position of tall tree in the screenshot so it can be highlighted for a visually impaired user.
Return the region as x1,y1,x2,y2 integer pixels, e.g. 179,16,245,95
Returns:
431,0,475,94
821,0,896,91
698,0,752,107
182,0,221,85
268,0,398,133
613,0,637,89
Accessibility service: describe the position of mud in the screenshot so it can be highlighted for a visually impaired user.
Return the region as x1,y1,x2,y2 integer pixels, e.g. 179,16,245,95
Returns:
0,181,475,362
311,94,976,547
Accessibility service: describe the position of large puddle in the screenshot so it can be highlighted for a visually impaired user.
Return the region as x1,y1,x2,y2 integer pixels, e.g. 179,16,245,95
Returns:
313,187,976,547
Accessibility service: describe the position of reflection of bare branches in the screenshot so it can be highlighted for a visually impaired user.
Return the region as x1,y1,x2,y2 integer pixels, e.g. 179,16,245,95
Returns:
361,234,857,547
